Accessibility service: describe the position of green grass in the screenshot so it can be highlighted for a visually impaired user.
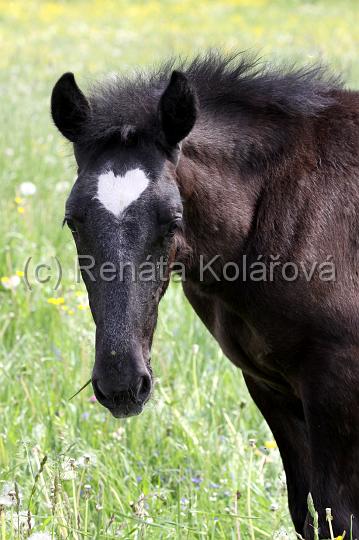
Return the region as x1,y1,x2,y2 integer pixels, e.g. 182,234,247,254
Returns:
0,0,358,538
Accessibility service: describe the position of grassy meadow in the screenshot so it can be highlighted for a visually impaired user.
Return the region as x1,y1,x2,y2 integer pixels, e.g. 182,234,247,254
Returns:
1,0,359,538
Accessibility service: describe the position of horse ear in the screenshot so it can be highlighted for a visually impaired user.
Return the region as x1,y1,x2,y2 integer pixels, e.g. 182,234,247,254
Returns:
159,70,198,147
51,72,89,142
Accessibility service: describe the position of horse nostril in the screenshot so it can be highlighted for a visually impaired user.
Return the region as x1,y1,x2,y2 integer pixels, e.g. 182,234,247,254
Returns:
92,378,108,402
136,374,152,402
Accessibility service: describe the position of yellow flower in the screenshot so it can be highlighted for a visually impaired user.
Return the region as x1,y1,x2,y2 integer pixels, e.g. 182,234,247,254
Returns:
47,297,65,305
77,303,89,310
264,440,277,449
68,309,75,315
1,276,9,284
17,206,25,214
16,270,24,277
14,196,24,205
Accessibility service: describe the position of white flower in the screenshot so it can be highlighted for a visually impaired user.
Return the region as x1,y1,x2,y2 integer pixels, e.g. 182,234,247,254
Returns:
19,182,37,196
273,527,289,540
61,458,77,480
55,181,70,193
9,511,35,530
28,533,53,540
77,453,96,468
0,495,12,507
1,275,21,290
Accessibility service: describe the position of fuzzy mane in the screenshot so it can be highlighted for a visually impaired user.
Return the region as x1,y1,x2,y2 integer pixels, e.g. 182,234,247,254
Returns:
81,51,343,147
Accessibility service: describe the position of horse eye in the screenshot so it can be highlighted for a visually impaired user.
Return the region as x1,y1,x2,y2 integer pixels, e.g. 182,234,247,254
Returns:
167,217,182,235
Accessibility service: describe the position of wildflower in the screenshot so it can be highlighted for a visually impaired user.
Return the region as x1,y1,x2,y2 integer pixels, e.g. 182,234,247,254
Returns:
62,459,76,480
77,303,89,310
16,270,24,277
10,510,34,531
209,482,220,489
78,453,96,467
273,528,289,540
14,196,24,205
192,344,199,354
47,297,65,305
19,182,37,196
264,440,277,449
17,206,25,214
89,395,97,403
112,427,125,440
81,411,90,420
0,494,12,507
28,533,54,540
270,502,279,511
55,181,70,193
68,309,74,315
191,476,202,486
1,275,21,290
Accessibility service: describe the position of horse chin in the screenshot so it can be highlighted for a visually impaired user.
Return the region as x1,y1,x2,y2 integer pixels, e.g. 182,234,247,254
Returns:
109,403,144,419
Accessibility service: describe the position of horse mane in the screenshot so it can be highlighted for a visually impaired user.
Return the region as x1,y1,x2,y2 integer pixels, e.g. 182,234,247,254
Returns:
81,51,343,147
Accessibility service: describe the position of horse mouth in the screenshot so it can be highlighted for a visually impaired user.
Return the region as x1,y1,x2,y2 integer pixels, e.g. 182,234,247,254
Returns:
92,377,150,419
108,403,144,419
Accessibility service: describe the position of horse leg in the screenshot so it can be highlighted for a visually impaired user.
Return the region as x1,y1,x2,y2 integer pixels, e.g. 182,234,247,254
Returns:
299,350,359,539
244,374,311,536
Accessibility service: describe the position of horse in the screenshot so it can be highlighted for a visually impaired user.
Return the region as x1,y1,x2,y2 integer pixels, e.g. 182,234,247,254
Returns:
51,52,359,539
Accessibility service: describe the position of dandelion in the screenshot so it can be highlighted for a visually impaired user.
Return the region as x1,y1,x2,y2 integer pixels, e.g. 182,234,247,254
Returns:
47,297,65,305
16,270,24,277
17,206,25,214
1,275,21,290
77,453,96,467
19,182,37,196
264,440,277,449
14,196,24,205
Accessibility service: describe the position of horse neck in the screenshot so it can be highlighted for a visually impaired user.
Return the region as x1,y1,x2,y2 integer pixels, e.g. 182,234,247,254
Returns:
174,124,267,270
174,109,311,273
